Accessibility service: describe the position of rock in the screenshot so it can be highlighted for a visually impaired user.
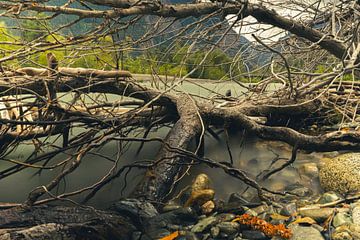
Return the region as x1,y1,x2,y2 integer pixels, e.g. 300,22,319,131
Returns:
216,202,246,215
216,213,236,222
185,174,215,207
192,174,211,192
162,201,181,212
319,153,360,194
285,183,313,197
299,163,319,178
144,207,197,239
144,228,170,239
332,230,352,240
183,231,199,240
234,237,245,240
191,216,218,233
228,193,250,205
243,207,257,217
110,199,158,222
201,233,210,240
201,200,215,215
299,207,334,222
331,224,360,240
210,226,220,238
219,232,229,238
288,224,324,240
280,203,297,216
132,231,142,240
317,191,343,204
348,224,360,239
241,230,267,239
252,204,272,215
185,189,215,207
351,202,360,224
216,222,240,235
148,207,197,226
311,224,324,232
333,212,352,227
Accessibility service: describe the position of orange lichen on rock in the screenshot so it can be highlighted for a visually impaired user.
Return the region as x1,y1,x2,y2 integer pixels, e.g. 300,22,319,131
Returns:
159,231,179,240
233,214,292,239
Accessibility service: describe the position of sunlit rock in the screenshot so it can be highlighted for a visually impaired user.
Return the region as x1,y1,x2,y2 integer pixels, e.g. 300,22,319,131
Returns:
319,153,360,195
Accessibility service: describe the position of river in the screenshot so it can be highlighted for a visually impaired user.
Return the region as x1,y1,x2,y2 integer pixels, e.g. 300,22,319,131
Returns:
0,80,331,208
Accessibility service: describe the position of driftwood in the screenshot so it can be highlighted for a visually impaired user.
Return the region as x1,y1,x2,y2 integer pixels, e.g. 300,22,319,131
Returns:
4,67,132,78
0,205,135,239
0,69,359,238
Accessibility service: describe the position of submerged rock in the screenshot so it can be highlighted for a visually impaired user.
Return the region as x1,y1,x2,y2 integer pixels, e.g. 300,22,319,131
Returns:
287,224,324,240
280,203,297,216
216,222,240,235
299,163,319,178
351,202,360,225
242,230,267,239
319,153,360,194
333,212,352,227
191,216,217,233
317,191,343,204
185,174,215,207
299,208,334,222
201,200,215,215
332,224,360,240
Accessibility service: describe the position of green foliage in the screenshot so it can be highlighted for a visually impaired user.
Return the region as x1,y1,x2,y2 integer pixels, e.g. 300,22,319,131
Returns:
20,13,50,42
122,44,239,80
0,22,20,66
0,19,240,81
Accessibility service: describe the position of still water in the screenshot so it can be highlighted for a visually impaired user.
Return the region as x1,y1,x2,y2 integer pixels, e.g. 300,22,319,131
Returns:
0,81,328,208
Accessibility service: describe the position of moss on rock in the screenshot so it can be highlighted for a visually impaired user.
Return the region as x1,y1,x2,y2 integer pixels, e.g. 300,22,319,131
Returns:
319,153,360,195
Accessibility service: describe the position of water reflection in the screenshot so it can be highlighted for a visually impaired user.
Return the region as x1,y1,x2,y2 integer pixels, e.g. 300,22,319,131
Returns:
0,126,328,208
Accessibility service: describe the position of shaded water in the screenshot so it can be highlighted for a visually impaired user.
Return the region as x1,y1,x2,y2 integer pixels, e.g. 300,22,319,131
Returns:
0,81,330,208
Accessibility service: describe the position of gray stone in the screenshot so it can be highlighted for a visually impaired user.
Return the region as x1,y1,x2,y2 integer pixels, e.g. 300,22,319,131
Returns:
132,231,142,240
241,230,267,239
184,231,199,240
145,207,197,239
243,207,257,217
285,183,312,197
162,202,181,212
317,191,343,204
280,203,297,216
201,233,210,240
299,208,334,222
333,223,360,239
191,216,218,233
252,204,271,215
210,226,220,238
219,232,229,238
144,228,170,239
111,199,158,220
299,163,319,178
311,224,324,232
215,213,236,222
333,212,352,227
216,222,240,235
351,203,360,225
331,224,360,240
289,224,324,240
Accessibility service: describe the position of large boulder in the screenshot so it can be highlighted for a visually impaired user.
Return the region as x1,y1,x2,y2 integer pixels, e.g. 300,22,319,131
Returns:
319,153,360,195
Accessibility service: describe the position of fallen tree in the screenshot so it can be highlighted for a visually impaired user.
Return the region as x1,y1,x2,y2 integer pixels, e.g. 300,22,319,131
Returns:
0,0,359,238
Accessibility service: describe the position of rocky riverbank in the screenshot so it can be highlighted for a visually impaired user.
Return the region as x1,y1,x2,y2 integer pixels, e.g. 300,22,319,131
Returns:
128,155,360,240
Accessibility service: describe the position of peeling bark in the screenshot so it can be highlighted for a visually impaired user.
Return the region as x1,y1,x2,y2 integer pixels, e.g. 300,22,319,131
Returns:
0,206,135,240
132,95,203,204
